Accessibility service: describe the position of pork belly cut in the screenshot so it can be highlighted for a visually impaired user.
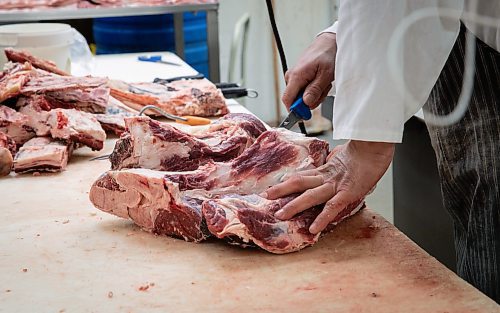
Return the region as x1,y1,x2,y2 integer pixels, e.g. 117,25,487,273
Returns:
109,78,228,117
13,137,73,173
0,105,35,145
0,62,34,103
203,195,364,254
0,131,16,176
110,113,266,171
47,109,106,151
90,129,330,245
4,48,69,76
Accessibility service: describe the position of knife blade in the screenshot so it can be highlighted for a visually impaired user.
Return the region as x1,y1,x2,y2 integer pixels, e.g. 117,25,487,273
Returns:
278,93,312,129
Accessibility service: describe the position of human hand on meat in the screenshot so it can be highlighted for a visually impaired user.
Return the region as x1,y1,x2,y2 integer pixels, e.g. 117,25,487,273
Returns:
282,32,337,109
262,141,394,234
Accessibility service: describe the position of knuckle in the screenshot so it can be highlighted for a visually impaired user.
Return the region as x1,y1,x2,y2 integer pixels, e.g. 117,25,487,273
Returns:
307,84,323,96
289,175,305,186
280,205,296,218
287,69,298,79
283,205,297,215
301,189,317,201
321,207,337,220
330,198,348,210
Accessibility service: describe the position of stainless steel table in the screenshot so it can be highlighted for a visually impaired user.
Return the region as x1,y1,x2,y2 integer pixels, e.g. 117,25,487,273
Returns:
0,3,220,81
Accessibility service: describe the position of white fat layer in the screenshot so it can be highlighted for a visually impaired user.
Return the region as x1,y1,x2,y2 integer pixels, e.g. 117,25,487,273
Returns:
111,170,171,230
128,120,193,169
199,137,221,146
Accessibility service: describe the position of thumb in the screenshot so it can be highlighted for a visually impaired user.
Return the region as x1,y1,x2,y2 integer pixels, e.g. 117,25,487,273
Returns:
303,74,333,108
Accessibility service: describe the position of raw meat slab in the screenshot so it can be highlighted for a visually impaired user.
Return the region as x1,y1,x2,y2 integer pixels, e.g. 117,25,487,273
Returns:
0,62,34,103
4,48,69,76
109,78,228,117
109,113,266,171
47,108,106,151
13,137,73,173
203,194,364,254
90,129,331,252
0,104,35,145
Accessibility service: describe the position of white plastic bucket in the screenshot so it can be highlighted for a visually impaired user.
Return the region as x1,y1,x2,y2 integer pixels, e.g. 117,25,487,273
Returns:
0,23,74,73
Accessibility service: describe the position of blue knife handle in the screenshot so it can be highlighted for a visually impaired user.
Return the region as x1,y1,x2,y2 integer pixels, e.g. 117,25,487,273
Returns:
290,94,312,120
138,55,162,62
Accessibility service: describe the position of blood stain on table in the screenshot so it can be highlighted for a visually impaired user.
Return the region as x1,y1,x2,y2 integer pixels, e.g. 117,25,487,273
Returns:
138,282,155,291
356,224,379,239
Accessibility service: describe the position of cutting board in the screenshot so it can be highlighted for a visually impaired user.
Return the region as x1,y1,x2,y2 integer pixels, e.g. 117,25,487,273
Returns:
1,135,498,313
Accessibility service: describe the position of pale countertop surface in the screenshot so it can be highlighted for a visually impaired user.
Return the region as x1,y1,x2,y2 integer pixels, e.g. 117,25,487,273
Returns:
80,51,198,83
0,55,498,313
1,151,498,312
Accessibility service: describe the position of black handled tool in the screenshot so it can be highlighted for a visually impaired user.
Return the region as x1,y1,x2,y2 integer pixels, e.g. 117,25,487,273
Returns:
153,73,205,84
154,75,258,99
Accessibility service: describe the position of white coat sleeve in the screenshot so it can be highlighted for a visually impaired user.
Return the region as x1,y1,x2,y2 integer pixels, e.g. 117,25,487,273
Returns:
320,21,338,35
332,0,462,143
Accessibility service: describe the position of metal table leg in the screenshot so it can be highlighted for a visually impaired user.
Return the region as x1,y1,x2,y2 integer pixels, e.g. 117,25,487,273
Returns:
206,9,220,82
174,12,185,59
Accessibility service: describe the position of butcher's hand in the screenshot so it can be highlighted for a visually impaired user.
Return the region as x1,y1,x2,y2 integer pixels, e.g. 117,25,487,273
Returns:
262,141,394,234
282,32,337,109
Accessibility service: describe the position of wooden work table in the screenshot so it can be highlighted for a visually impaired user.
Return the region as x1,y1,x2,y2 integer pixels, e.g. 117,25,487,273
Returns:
1,54,498,312
1,105,499,313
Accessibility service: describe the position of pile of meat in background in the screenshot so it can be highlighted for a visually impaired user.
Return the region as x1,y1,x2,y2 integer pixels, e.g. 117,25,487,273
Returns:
0,48,228,176
89,111,365,254
0,0,217,10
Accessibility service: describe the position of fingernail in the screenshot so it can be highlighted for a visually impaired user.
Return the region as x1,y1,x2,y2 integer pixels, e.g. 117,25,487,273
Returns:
259,192,268,198
309,223,319,234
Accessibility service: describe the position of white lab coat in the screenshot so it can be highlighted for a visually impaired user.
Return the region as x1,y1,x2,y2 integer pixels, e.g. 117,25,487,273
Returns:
323,0,500,142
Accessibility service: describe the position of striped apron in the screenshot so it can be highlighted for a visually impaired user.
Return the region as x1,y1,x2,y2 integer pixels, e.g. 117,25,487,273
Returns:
424,24,500,302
